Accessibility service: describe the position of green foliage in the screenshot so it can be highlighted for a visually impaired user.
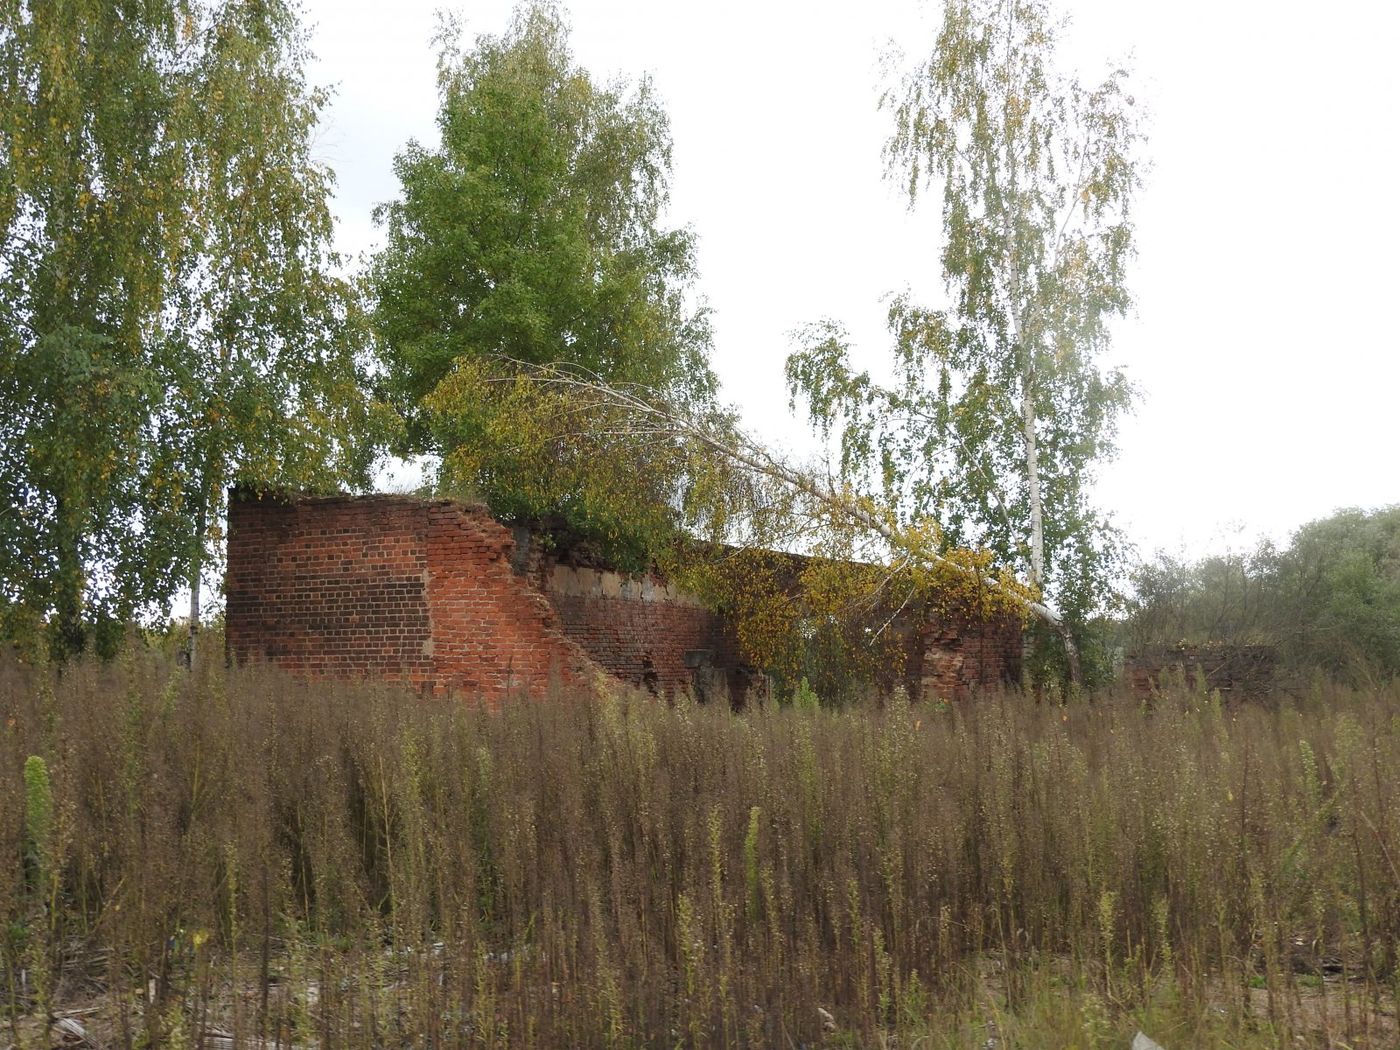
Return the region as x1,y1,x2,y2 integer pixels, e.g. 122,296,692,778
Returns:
374,0,1063,651
1127,506,1400,683
371,1,715,558
160,0,392,627
1277,507,1400,681
788,676,821,712
1,0,189,650
1126,542,1281,650
688,547,1000,706
1023,615,1118,692
19,753,57,1020
0,0,384,654
786,0,1142,647
423,358,723,573
22,756,52,889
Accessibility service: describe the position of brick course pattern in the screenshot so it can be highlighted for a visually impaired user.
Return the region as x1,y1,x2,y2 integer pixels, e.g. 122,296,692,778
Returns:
226,492,1023,705
918,619,1026,701
536,562,743,700
226,493,596,706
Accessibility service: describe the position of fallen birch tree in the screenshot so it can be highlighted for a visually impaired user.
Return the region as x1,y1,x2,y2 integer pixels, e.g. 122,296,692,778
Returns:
426,358,1082,682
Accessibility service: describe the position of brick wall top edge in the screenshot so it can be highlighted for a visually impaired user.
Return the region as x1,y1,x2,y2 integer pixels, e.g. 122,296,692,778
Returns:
232,491,1026,633
229,488,491,515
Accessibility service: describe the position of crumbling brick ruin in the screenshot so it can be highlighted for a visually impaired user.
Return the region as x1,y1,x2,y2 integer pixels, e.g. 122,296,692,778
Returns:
225,491,1023,707
1127,643,1277,698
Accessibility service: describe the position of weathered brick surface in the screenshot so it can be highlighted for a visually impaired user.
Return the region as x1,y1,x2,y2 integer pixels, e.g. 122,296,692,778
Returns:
226,493,436,685
227,492,1024,706
227,493,596,707
537,562,742,701
422,503,598,702
918,616,1025,701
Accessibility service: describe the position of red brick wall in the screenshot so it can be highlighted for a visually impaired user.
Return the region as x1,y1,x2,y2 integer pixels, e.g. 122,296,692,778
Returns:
226,493,1023,706
1126,643,1275,697
536,562,741,701
226,493,436,686
422,502,595,701
227,493,597,706
917,616,1024,701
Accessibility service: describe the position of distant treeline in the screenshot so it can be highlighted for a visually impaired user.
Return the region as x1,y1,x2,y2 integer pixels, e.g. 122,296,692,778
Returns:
1124,505,1400,683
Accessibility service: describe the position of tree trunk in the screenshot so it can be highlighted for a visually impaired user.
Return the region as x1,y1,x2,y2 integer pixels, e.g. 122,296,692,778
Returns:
1022,366,1081,689
185,555,201,670
52,495,85,658
1060,623,1082,692
524,363,1073,636
185,486,209,671
1021,372,1044,594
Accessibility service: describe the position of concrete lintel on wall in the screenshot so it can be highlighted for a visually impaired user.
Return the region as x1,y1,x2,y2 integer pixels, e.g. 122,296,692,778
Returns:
545,563,706,608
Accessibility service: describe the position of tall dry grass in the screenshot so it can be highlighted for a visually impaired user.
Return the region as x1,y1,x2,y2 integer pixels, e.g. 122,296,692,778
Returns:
1,647,1397,1047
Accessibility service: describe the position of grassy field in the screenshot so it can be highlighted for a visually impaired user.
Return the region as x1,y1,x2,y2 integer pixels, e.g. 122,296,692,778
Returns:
2,649,1397,1048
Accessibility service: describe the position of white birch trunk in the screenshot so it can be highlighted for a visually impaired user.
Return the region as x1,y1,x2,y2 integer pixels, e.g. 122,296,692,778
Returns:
186,560,200,671
1021,372,1044,594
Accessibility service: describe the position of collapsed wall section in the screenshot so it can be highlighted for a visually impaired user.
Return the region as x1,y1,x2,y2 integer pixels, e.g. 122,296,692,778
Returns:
538,561,743,701
422,502,599,700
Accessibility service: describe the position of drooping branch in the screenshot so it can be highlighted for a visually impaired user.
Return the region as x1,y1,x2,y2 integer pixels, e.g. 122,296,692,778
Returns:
481,359,1065,631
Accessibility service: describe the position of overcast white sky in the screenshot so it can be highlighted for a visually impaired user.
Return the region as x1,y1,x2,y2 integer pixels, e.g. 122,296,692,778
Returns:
301,0,1399,561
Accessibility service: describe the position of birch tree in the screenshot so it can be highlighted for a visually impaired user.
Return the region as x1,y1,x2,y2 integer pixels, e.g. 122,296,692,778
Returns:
0,0,187,653
0,0,380,657
162,0,383,665
787,0,1142,679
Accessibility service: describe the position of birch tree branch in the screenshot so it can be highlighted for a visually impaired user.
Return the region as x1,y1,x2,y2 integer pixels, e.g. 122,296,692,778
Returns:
494,360,1065,630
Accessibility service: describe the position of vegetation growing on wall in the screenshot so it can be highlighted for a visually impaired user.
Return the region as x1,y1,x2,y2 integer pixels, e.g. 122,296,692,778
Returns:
428,358,1037,690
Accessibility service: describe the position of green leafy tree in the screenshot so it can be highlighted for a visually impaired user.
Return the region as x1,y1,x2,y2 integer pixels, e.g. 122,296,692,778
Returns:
1126,507,1400,684
160,1,385,662
0,0,381,657
370,2,714,555
1274,507,1400,683
786,0,1143,680
1125,543,1280,651
1,0,188,652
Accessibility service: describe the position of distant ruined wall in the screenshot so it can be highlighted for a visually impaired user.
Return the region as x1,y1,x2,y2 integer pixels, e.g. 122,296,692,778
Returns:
226,492,1023,705
1126,643,1277,698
